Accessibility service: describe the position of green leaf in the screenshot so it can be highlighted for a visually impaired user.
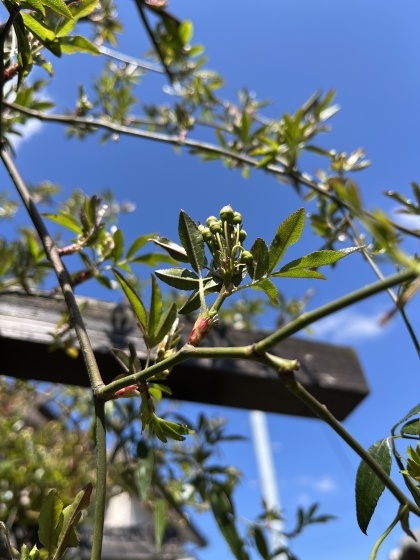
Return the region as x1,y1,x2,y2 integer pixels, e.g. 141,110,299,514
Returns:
251,278,279,306
209,486,249,560
401,419,420,438
38,490,63,553
11,11,33,80
112,269,148,336
253,526,270,560
42,0,73,18
154,499,166,552
268,208,305,273
43,212,83,234
392,403,420,435
155,267,200,290
355,439,392,534
24,0,45,16
248,238,269,281
273,269,327,279
178,20,193,44
21,12,56,42
152,303,178,347
67,0,98,19
148,275,162,342
112,228,124,263
54,484,92,559
178,210,205,273
59,35,100,55
126,234,153,260
150,236,190,263
276,247,361,273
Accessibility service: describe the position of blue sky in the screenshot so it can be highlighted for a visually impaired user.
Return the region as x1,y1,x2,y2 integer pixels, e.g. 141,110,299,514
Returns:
4,1,420,558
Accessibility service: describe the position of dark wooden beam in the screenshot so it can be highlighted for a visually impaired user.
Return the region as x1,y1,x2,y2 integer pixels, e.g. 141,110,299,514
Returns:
0,291,369,420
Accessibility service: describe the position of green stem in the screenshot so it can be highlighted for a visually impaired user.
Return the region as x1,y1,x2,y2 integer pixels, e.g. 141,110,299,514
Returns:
1,147,107,560
0,148,104,392
91,398,107,560
255,267,418,354
369,505,406,560
263,351,420,517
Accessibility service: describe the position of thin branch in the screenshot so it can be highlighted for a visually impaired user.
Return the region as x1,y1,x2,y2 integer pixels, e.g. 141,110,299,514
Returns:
134,0,177,85
268,359,420,519
91,398,107,560
0,147,104,392
5,99,420,245
254,266,418,355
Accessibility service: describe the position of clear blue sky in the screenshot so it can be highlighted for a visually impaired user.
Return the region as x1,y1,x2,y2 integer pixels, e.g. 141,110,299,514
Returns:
4,1,420,558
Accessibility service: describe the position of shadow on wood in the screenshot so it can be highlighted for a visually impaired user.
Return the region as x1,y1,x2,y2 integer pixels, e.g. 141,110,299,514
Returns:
0,291,369,420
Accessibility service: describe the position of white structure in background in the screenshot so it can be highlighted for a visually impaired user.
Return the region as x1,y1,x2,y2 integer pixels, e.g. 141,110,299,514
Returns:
250,410,287,560
389,529,420,560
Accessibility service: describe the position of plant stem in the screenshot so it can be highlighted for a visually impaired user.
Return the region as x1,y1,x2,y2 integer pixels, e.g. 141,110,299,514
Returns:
1,147,108,560
91,398,107,560
262,351,420,517
369,506,406,560
0,147,104,392
254,267,418,354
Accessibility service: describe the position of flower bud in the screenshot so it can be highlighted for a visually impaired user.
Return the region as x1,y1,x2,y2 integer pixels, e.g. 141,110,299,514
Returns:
241,250,253,264
232,211,243,224
206,215,219,227
210,220,222,234
187,314,216,346
239,229,247,242
219,205,235,223
200,226,213,242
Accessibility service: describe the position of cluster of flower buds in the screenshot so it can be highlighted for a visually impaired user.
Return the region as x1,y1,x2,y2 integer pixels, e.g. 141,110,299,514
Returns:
198,204,251,282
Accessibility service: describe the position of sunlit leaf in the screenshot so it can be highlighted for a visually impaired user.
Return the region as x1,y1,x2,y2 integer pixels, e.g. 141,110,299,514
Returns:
42,0,73,18
178,20,193,44
355,439,391,534
24,0,45,16
276,247,360,274
155,267,200,290
21,13,56,42
268,208,305,273
43,212,83,234
251,278,278,306
112,269,148,336
59,36,100,55
150,236,190,263
272,269,327,279
112,228,124,262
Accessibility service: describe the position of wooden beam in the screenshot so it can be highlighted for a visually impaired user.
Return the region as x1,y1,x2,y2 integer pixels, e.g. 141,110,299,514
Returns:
0,292,369,420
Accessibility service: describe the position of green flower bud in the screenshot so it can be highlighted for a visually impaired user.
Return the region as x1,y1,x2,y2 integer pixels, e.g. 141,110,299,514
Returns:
219,205,235,223
201,227,213,242
232,211,243,224
210,220,222,234
241,250,253,264
239,229,247,242
206,215,219,227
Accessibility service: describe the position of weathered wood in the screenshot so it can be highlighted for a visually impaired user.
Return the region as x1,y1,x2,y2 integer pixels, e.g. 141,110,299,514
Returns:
0,291,369,420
